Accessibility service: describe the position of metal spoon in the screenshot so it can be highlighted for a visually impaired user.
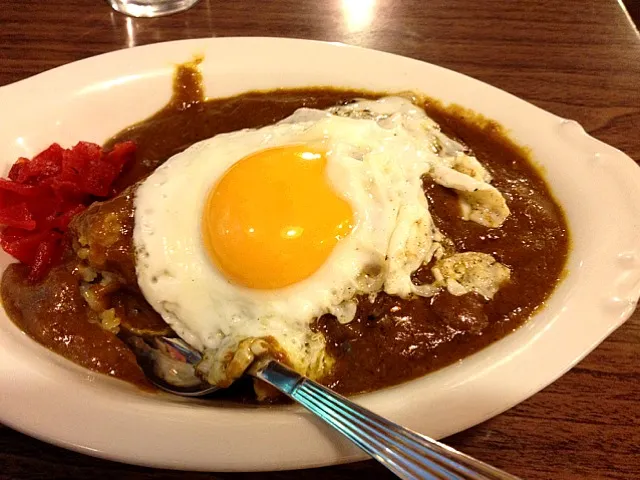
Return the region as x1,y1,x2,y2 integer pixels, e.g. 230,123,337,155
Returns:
142,337,520,480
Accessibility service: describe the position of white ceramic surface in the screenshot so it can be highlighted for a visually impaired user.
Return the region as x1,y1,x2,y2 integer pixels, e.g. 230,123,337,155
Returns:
0,37,639,472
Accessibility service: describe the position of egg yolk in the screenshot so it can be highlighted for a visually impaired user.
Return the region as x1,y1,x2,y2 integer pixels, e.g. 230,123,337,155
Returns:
203,145,354,289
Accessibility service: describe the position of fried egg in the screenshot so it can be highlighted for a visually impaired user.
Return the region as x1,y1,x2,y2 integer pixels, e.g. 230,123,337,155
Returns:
133,97,510,388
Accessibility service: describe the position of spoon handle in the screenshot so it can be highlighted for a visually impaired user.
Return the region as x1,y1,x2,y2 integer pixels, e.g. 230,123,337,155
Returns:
255,361,520,480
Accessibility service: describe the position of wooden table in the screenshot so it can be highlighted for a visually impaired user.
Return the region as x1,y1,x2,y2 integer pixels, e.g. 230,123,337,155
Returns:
1,1,639,478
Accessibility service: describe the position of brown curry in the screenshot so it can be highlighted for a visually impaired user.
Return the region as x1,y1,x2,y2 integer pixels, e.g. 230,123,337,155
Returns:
0,63,568,397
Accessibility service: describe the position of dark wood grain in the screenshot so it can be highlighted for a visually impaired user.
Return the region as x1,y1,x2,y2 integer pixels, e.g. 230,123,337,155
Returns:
1,1,639,478
622,0,640,27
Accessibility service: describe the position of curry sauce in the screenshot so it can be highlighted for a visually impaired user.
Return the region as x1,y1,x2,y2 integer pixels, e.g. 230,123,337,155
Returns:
1,63,568,397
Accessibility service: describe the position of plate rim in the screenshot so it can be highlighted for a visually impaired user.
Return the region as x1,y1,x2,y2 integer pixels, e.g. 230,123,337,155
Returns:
0,36,639,472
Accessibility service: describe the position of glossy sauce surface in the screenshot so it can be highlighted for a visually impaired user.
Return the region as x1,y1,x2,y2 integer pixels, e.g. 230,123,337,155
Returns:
2,263,151,388
317,108,569,393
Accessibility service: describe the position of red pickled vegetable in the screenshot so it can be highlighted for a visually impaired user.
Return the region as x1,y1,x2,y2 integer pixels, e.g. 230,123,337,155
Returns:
0,141,136,281
0,203,36,230
30,232,64,281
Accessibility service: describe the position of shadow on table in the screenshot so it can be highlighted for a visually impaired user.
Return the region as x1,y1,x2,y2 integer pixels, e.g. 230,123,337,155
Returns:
622,0,640,27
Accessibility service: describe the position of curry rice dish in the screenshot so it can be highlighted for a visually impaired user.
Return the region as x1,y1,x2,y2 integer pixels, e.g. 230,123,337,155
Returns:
0,62,568,401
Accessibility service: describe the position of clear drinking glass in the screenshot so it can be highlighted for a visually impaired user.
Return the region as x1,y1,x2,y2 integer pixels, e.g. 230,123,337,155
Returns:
108,0,201,17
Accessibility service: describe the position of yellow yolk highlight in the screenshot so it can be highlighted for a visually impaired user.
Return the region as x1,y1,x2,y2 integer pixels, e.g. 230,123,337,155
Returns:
203,145,354,289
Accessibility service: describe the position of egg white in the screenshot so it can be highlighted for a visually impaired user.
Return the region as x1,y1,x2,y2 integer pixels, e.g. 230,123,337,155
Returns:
133,97,510,384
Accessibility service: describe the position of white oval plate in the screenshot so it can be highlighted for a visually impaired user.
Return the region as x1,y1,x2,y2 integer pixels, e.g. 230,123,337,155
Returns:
0,37,639,472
